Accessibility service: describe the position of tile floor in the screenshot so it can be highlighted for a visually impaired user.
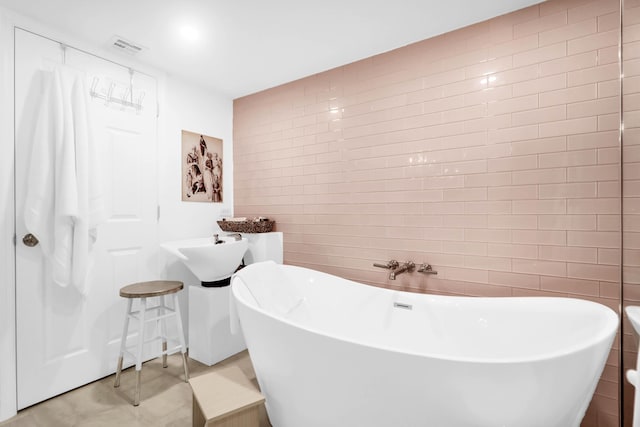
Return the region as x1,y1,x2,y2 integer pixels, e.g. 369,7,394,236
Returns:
0,351,271,427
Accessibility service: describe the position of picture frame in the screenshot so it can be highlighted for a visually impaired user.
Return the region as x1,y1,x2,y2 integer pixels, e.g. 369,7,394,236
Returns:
181,130,223,202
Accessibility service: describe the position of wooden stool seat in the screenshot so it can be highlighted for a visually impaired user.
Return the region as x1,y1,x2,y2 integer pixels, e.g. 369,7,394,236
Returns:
114,280,189,406
119,280,184,298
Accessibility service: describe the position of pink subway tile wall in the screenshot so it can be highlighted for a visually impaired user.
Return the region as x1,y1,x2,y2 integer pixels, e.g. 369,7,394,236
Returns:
623,0,640,425
233,0,621,425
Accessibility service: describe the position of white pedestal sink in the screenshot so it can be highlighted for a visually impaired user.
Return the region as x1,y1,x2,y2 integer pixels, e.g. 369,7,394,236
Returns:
160,236,248,284
188,285,246,365
161,235,249,366
160,232,283,366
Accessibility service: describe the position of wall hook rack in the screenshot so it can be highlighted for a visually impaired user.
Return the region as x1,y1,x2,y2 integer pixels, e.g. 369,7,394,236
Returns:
90,76,144,112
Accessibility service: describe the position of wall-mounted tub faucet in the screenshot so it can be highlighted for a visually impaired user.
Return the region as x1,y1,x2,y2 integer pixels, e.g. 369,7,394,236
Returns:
389,261,415,280
373,260,416,280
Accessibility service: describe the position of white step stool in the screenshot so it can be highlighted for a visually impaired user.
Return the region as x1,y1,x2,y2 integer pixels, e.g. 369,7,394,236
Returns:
189,366,265,427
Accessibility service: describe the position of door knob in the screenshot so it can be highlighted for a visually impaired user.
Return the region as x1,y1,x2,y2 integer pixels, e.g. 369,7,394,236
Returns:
23,233,39,247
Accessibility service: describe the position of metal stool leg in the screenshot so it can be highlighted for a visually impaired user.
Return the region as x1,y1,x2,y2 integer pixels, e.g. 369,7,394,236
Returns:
114,299,133,388
172,293,189,382
159,295,168,368
134,297,147,406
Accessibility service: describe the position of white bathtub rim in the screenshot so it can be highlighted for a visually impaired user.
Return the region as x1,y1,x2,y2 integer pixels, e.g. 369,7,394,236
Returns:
231,272,619,365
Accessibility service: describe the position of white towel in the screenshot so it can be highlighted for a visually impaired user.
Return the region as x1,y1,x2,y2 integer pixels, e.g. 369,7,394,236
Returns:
68,68,106,289
24,65,105,295
229,282,241,335
231,261,304,316
24,71,56,259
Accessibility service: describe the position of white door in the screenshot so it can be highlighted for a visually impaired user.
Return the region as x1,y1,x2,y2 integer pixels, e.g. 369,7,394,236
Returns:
14,29,159,409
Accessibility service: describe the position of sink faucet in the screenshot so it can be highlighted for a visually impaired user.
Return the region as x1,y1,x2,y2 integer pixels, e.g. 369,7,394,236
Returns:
226,233,242,241
389,261,415,280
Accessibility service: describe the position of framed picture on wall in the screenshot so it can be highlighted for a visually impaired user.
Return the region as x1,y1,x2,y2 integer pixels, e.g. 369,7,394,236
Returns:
181,130,223,202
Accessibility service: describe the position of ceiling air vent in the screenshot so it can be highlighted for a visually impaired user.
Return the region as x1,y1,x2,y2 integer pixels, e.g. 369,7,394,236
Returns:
109,35,146,56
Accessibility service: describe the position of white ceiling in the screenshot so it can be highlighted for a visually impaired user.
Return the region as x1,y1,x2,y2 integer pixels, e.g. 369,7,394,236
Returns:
0,0,545,99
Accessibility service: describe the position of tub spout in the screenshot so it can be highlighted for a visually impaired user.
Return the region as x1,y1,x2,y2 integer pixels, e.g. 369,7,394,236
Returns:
373,260,399,270
390,261,415,280
226,233,242,241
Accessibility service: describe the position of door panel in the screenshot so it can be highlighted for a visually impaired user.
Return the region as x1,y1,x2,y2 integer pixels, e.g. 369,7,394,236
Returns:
15,29,159,408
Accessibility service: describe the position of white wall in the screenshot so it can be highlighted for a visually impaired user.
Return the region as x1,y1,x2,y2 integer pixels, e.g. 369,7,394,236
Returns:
157,75,234,340
0,7,234,422
158,76,234,244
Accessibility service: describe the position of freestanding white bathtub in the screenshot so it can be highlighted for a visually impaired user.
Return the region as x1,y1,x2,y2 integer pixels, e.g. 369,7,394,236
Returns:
230,261,618,427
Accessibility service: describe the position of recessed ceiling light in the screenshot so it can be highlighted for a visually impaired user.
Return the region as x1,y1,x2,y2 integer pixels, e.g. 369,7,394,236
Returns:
179,25,200,42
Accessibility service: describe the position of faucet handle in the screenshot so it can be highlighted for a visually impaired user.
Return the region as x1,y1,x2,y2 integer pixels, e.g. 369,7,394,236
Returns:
417,263,437,275
373,260,399,270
